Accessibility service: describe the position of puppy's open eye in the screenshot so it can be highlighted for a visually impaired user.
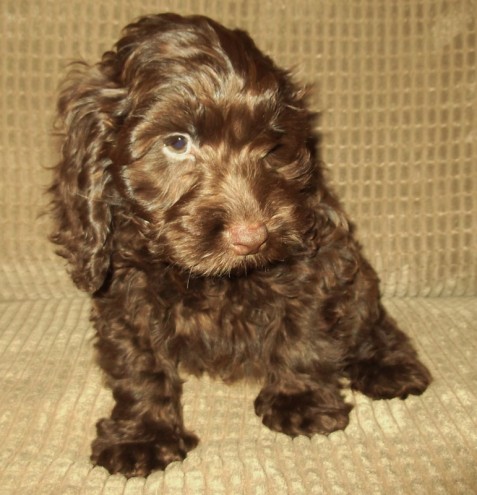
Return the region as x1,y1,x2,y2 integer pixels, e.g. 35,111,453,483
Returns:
163,134,192,157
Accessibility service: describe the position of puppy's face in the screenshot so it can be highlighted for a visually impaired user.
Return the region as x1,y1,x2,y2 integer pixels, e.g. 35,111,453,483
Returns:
108,16,318,276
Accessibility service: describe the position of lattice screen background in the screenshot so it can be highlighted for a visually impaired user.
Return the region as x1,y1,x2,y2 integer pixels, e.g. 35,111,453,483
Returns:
1,0,475,297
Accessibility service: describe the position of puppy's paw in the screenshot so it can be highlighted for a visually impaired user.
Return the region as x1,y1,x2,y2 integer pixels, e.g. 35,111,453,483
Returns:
91,419,199,478
350,359,432,400
254,387,352,437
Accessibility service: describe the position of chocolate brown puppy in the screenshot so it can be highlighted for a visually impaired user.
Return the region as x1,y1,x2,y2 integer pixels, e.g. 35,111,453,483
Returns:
49,13,431,477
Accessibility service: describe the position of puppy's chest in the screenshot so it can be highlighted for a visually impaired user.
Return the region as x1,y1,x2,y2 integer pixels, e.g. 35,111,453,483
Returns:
166,277,284,379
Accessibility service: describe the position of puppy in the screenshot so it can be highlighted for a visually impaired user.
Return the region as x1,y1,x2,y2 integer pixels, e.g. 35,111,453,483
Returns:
49,13,431,477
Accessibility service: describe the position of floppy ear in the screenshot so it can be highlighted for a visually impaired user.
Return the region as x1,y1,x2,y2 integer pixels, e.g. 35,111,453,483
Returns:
49,60,127,293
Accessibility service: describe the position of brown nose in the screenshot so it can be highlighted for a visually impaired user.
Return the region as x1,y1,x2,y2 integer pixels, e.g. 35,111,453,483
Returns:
228,222,268,255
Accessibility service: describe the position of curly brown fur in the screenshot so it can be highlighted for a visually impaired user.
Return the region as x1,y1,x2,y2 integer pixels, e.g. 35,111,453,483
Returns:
49,13,431,478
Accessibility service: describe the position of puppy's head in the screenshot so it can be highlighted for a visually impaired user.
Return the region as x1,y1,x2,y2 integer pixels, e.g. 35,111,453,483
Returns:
51,13,334,290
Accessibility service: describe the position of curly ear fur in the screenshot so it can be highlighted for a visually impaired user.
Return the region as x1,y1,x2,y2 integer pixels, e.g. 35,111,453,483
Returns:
49,60,127,293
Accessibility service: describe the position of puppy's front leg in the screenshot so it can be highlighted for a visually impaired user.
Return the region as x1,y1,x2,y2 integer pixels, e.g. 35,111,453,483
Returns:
90,309,198,478
254,337,352,437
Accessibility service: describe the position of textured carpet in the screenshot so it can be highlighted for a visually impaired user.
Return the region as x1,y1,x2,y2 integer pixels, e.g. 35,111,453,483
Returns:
1,296,476,494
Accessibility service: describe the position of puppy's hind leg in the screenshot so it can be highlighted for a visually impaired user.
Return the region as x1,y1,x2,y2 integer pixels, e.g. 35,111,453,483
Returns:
346,305,432,400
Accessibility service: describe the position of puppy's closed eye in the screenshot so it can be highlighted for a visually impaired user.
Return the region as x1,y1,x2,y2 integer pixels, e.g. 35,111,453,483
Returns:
264,143,284,158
